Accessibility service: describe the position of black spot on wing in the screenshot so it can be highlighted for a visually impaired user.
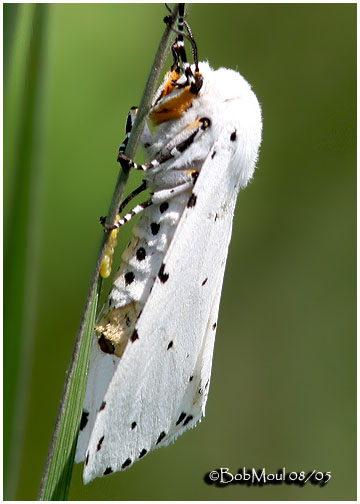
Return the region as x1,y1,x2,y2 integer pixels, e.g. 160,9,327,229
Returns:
139,448,147,459
183,415,193,426
98,334,115,354
156,431,166,444
212,323,217,330
104,467,113,475
80,410,89,430
131,329,139,342
85,452,89,466
151,222,160,235
189,375,194,382
159,201,169,213
131,421,137,429
167,340,173,350
124,271,135,285
121,458,132,469
202,278,208,286
158,263,169,283
187,193,197,208
211,150,216,159
136,247,146,261
230,130,237,141
97,436,104,451
176,412,186,425
99,401,106,411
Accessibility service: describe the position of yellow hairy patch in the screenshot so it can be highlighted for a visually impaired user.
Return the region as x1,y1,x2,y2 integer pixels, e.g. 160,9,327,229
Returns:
100,216,121,278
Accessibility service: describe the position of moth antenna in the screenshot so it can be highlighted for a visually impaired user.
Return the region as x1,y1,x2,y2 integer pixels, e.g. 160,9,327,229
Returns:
168,25,200,73
183,20,199,73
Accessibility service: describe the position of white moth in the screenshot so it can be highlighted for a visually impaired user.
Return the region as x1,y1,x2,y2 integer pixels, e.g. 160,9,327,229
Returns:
75,7,262,484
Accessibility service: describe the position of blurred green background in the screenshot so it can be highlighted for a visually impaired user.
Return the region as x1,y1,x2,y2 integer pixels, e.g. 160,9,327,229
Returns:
4,3,356,501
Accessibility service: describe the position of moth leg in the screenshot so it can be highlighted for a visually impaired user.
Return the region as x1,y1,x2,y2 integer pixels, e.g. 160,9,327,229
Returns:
117,117,208,174
99,180,148,230
103,200,153,231
151,171,198,205
104,172,198,232
100,195,152,278
108,102,155,222
117,151,173,172
118,181,147,213
117,138,182,172
118,107,153,156
101,106,151,279
118,107,138,155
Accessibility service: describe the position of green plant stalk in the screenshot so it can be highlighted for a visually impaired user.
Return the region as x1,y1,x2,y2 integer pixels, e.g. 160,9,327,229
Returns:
38,5,180,500
39,287,98,501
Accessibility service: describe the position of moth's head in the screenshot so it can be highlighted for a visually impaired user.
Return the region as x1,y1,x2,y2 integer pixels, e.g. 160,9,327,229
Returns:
149,60,262,188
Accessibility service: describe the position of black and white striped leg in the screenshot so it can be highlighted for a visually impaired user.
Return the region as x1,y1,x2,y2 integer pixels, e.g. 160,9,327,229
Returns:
118,107,153,158
118,180,147,213
117,119,205,173
117,151,172,172
100,180,148,228
104,199,153,231
104,174,198,231
118,107,138,155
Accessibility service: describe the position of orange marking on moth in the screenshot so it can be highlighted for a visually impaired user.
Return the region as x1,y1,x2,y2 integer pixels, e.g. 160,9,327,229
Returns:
150,86,197,126
162,69,181,98
185,119,202,131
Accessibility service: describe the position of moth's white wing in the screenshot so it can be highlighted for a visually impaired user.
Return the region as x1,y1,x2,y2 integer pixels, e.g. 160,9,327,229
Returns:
75,335,119,463
82,133,240,483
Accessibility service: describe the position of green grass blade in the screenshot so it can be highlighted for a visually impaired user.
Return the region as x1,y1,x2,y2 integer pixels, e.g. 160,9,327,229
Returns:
39,287,98,500
4,4,48,499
